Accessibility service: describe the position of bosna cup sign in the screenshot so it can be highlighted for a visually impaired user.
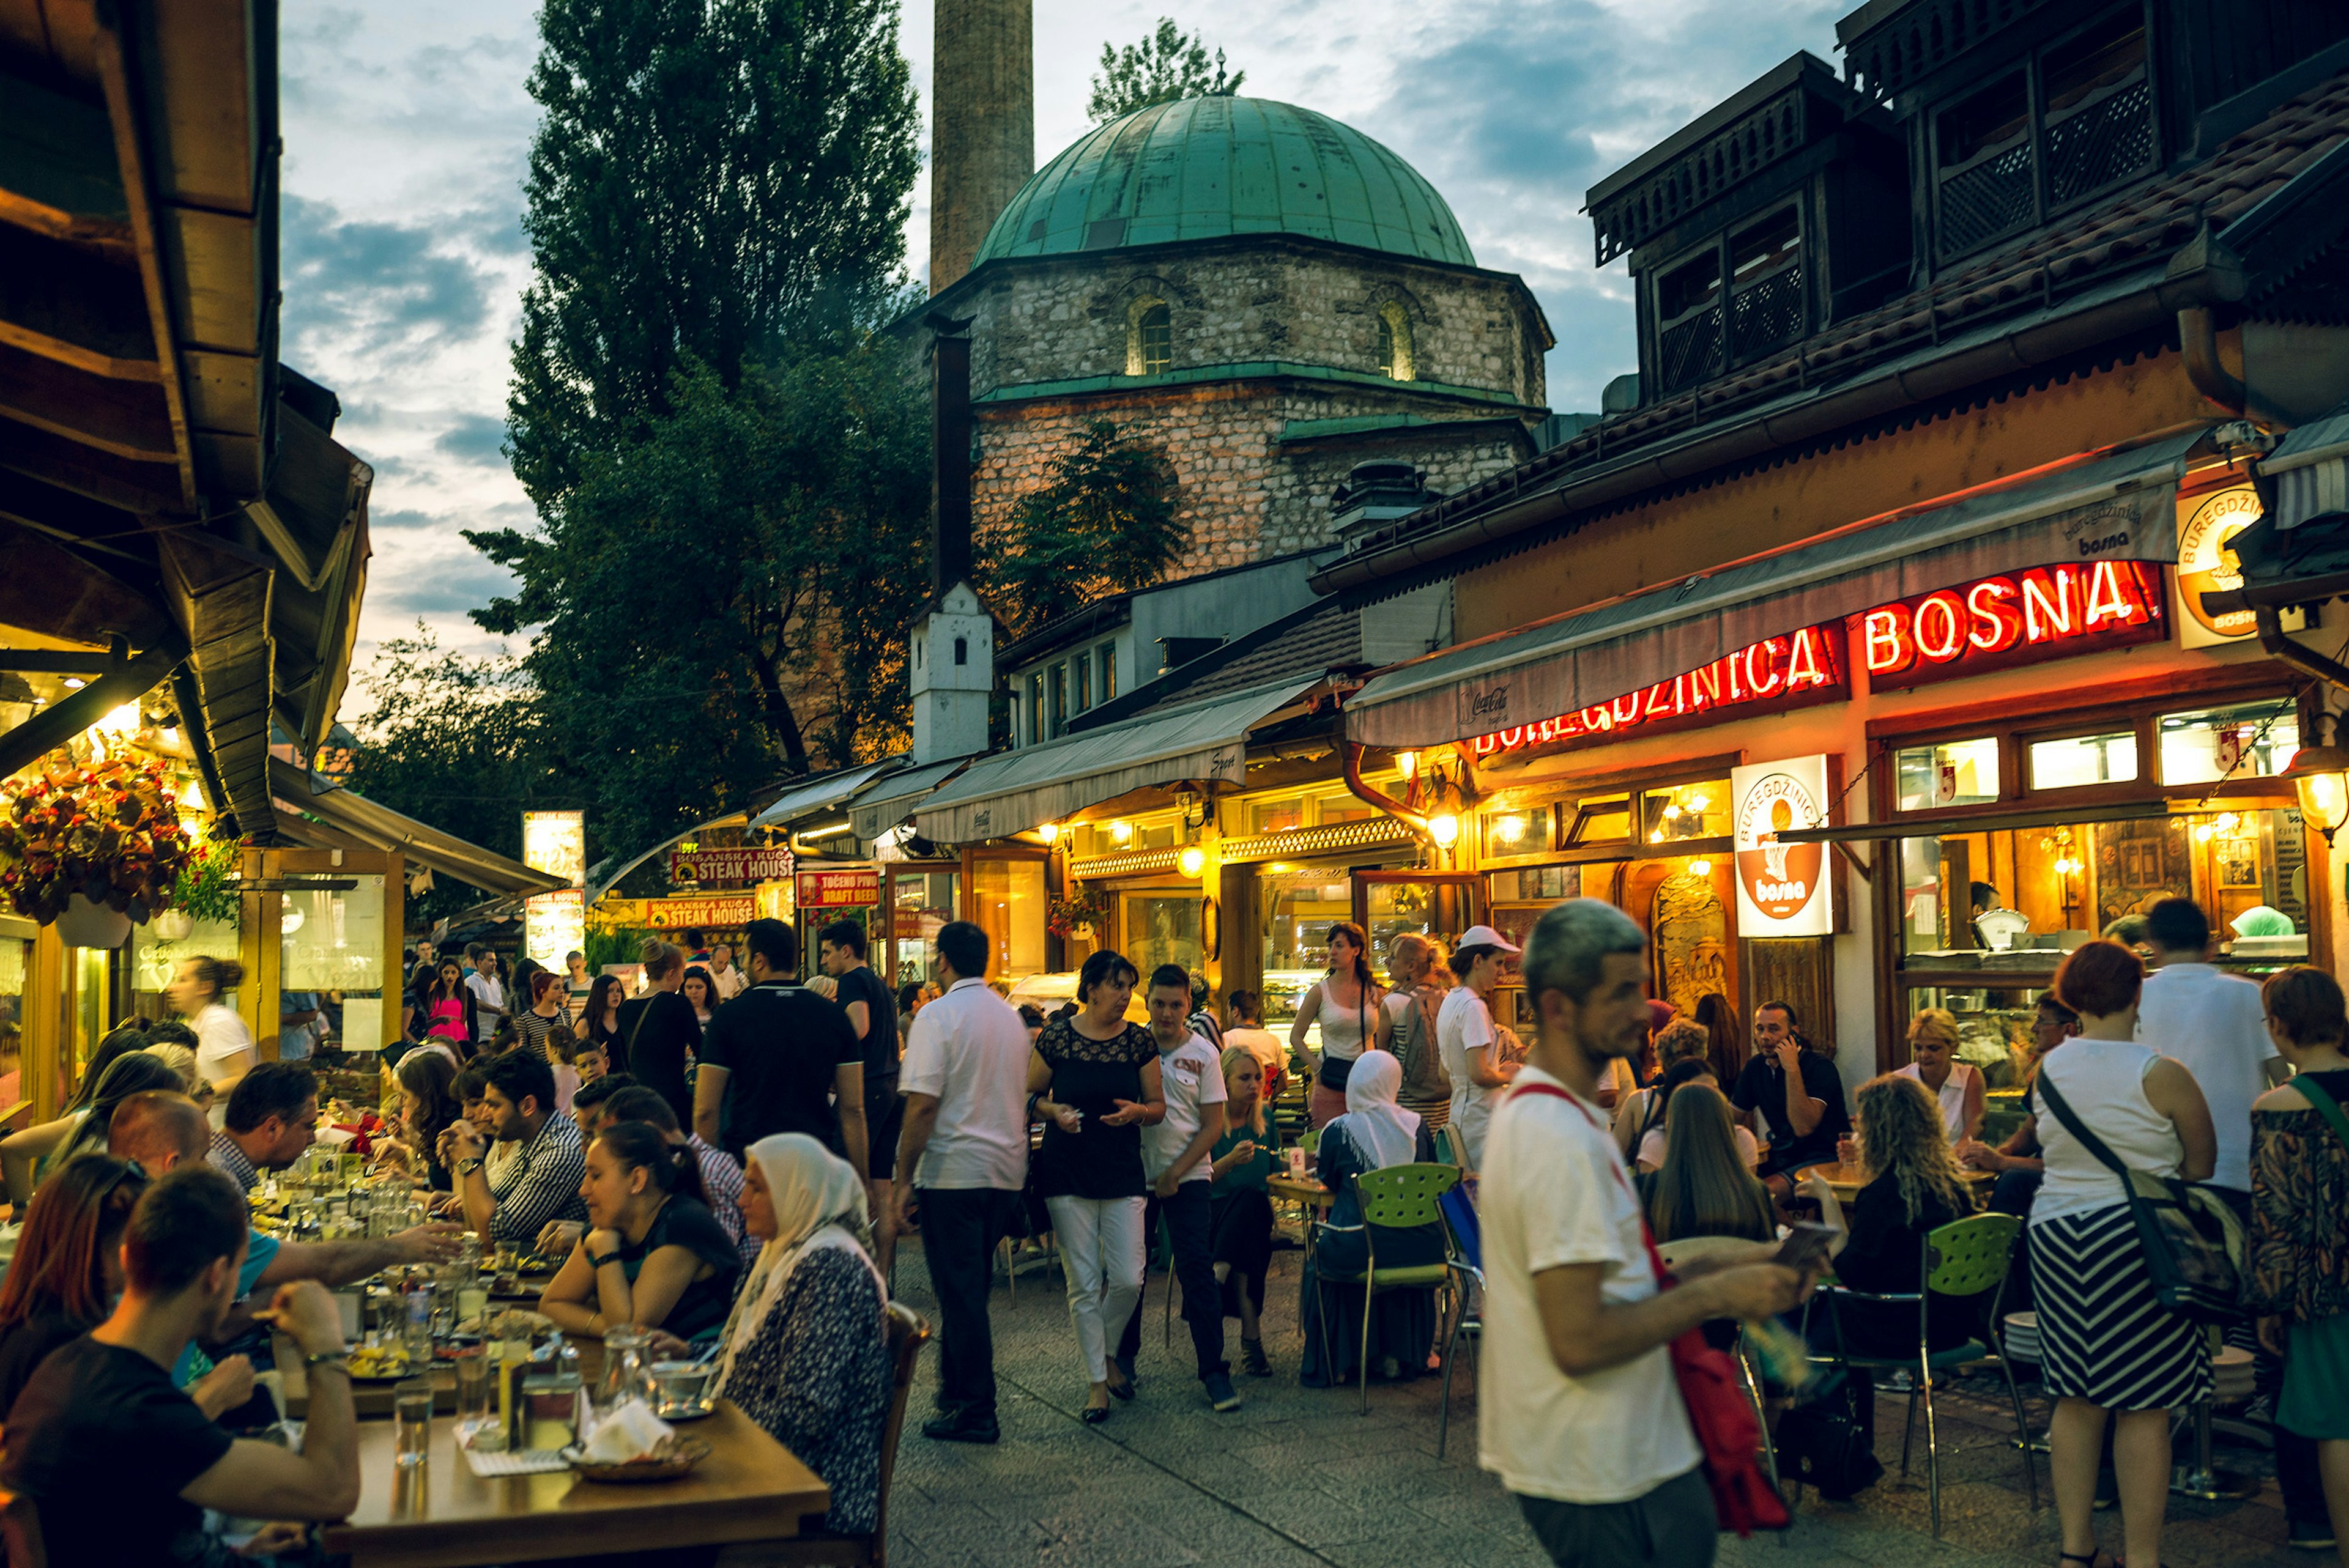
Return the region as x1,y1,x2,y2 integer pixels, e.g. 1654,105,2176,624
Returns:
1731,756,1833,937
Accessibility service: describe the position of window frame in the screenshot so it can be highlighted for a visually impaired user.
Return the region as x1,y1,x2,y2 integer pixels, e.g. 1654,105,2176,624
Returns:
1127,299,1172,377
1649,201,1806,396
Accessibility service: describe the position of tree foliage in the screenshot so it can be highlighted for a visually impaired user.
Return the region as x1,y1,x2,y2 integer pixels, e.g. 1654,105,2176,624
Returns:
1087,18,1244,122
470,336,932,859
343,626,568,924
985,420,1186,638
507,0,922,511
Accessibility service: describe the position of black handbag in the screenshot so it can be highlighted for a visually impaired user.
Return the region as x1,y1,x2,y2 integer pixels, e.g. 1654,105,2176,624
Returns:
2034,1065,2246,1325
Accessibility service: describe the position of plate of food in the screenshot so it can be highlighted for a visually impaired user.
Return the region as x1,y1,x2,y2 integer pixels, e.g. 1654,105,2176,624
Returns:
345,1344,417,1381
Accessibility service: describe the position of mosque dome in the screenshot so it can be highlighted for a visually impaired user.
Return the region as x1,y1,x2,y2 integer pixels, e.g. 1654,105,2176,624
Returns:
972,95,1476,269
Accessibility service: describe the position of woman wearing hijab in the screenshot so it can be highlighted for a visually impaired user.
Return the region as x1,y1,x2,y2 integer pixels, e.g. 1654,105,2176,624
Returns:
682,1134,892,1539
1298,1052,1441,1387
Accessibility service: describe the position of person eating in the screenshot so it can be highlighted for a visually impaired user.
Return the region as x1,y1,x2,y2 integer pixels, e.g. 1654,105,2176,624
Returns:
537,1120,741,1342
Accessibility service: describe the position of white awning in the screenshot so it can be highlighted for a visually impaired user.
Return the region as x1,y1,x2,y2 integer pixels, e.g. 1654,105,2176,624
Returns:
850,758,971,840
269,760,568,898
915,677,1316,843
1343,428,2207,749
749,758,902,831
2266,402,2349,530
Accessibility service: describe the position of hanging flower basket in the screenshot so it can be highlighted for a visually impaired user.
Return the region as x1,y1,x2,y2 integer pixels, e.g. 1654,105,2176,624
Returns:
0,752,198,931
1047,893,1106,939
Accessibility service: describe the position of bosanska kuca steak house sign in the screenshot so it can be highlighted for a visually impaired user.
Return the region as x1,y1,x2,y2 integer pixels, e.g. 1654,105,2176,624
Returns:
1469,561,2161,758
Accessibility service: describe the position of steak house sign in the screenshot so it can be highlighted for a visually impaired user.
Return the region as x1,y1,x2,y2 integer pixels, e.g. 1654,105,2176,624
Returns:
1469,561,2162,758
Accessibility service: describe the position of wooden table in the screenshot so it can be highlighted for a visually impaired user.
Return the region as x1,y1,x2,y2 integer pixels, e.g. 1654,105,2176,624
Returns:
1266,1174,1335,1210
276,1334,607,1420
1795,1161,1998,1205
322,1399,828,1568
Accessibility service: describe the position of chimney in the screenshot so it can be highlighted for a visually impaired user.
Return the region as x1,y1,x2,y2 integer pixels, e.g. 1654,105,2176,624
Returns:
910,314,990,764
929,0,1033,293
929,313,974,595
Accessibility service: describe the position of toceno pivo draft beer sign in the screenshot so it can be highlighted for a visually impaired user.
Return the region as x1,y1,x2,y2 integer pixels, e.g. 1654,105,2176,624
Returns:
1731,756,1833,936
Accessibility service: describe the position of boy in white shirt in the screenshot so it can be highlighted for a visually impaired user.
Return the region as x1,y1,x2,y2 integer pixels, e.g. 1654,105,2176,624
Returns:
1481,899,1811,1565
1115,965,1237,1411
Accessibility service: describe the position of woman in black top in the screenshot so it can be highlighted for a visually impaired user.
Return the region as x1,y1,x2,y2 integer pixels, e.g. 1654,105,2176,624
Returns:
1027,949,1165,1420
539,1120,742,1342
0,1157,151,1414
614,940,702,1128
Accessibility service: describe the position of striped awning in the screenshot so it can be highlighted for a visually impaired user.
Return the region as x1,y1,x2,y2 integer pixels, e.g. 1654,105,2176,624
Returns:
2265,402,2349,530
1341,428,2206,749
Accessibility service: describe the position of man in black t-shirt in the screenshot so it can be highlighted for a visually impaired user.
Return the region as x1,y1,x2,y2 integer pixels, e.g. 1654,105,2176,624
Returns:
694,918,867,1176
1,1166,363,1567
1729,998,1851,1187
815,917,902,1274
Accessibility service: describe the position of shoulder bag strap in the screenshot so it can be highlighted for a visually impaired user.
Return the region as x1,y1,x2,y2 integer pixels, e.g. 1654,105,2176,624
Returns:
623,994,657,1058
2290,1073,2349,1152
2032,1062,2136,1182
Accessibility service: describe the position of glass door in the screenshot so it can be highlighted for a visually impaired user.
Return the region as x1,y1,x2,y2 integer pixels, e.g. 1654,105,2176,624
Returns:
1351,873,1483,980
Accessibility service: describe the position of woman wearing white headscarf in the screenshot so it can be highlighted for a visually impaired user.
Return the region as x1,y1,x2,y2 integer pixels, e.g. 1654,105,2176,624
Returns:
692,1134,892,1537
1297,1052,1444,1387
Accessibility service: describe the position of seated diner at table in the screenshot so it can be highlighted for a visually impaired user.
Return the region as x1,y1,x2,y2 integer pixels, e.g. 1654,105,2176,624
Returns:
1632,1059,1760,1173
651,1132,892,1539
0,1167,362,1568
383,1048,462,1191
437,1052,588,1243
1729,998,1850,1191
1299,1051,1441,1387
0,1033,169,1202
538,1119,742,1342
554,1083,758,1270
1896,1007,1986,1142
1209,1044,1282,1378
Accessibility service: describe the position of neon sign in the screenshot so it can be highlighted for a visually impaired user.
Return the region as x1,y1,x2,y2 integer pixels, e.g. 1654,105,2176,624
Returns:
1470,626,1843,756
1861,560,2161,683
1469,561,2165,758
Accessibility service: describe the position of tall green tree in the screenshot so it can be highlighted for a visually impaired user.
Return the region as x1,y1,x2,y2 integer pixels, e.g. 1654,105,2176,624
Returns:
343,626,570,923
471,336,932,859
985,420,1185,638
1087,18,1244,123
507,0,921,511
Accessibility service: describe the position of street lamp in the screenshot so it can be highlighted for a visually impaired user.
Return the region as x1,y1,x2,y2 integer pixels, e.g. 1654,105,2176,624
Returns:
2282,744,2349,843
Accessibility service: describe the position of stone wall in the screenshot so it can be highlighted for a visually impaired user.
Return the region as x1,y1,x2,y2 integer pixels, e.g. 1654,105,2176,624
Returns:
974,380,1531,566
929,0,1033,294
957,236,1549,409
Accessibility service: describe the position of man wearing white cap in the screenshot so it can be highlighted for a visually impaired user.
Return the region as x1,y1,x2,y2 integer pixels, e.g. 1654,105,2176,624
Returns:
1438,924,1521,1168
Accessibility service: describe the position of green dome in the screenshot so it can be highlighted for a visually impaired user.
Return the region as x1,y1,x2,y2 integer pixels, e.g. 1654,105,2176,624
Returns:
973,96,1475,269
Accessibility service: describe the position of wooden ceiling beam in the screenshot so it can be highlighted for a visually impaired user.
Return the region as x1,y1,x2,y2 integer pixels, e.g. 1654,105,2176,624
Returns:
0,336,174,462
0,227,160,379
0,65,134,257
0,418,180,514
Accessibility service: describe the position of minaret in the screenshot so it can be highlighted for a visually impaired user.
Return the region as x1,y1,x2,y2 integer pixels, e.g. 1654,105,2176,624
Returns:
909,315,991,763
929,0,1033,293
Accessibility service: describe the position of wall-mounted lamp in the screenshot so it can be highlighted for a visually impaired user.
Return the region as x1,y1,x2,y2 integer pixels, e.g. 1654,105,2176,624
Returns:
1687,859,1712,878
1494,813,1527,846
1179,845,1206,878
1395,751,1417,781
1109,819,1133,845
2283,742,2349,844
1037,821,1060,845
1428,813,1460,848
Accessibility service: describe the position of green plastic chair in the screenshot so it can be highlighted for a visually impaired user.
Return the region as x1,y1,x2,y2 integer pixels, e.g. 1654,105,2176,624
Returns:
1314,1163,1460,1413
1801,1211,2035,1537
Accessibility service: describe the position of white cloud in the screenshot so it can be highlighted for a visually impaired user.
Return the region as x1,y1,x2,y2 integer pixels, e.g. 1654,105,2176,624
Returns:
286,0,1844,710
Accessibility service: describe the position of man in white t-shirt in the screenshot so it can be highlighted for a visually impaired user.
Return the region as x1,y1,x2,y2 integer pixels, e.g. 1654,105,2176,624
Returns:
1439,926,1521,1168
894,922,1031,1446
2136,897,2287,1199
1482,900,1810,1566
1116,965,1239,1411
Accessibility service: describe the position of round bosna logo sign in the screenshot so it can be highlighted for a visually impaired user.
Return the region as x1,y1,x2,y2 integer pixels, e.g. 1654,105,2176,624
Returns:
1735,770,1825,923
2177,487,2263,641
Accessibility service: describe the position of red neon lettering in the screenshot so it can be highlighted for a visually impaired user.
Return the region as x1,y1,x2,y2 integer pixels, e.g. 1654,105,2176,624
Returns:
1862,608,1912,674
1746,638,1785,697
2021,567,2076,642
1967,578,2022,651
2084,559,2143,627
1688,662,1721,710
1786,627,1830,689
1612,692,1642,726
1913,591,1967,662
1642,681,1674,719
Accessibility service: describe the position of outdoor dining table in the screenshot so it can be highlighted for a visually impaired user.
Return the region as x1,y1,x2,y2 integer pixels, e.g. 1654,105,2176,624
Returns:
1796,1160,2000,1205
274,1334,607,1419
321,1398,829,1568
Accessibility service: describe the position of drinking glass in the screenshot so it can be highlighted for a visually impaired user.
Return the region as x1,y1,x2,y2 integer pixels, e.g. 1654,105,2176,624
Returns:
393,1378,434,1468
596,1326,653,1411
492,1244,521,1297
651,1360,714,1419
452,1347,492,1441
459,1231,483,1269
524,1373,582,1452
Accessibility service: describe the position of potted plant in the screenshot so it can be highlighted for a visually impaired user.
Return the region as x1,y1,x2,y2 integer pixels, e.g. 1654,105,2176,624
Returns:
1047,892,1105,939
155,837,240,940
0,753,198,947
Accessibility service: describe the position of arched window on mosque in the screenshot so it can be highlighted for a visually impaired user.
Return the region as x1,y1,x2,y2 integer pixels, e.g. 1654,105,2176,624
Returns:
1376,303,1414,381
1127,300,1172,375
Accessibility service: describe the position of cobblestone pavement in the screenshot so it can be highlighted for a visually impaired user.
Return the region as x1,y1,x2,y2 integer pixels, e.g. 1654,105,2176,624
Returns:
881,1233,2301,1568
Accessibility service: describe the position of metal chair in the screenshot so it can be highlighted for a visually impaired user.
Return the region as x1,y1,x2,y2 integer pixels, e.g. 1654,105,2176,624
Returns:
1434,1182,1483,1459
1802,1211,2036,1539
702,1304,935,1568
1312,1162,1460,1413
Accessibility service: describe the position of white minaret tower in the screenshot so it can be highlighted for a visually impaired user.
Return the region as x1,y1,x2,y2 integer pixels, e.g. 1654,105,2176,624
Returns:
910,314,992,764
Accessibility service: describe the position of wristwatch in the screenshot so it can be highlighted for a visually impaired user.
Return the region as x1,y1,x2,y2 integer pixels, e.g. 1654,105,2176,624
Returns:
456,1156,485,1177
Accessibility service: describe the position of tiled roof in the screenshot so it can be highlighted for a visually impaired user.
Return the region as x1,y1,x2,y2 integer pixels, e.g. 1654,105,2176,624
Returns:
1142,599,1363,709
1340,64,2349,572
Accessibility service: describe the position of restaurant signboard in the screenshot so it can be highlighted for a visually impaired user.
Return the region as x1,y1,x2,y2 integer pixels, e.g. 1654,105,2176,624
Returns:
1859,560,2164,688
1731,755,1833,937
644,895,755,929
1470,625,1845,758
796,867,881,910
669,845,795,886
522,810,587,967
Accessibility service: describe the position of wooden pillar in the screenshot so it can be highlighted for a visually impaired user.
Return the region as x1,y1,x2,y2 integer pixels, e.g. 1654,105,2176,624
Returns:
24,925,68,1121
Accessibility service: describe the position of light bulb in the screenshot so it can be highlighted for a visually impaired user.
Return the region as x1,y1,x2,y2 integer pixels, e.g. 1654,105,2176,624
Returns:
1687,794,1709,812
1179,845,1206,878
1495,814,1526,845
1037,821,1059,845
1649,830,1664,845
1110,820,1132,845
1428,813,1460,848
1687,859,1712,878
2194,824,2216,843
1395,752,1417,780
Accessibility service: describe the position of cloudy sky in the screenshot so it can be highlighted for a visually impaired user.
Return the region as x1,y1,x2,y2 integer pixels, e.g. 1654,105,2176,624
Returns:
280,0,1846,696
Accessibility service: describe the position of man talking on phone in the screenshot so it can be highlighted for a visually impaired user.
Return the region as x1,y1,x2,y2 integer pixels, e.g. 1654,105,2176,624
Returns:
1479,900,1820,1566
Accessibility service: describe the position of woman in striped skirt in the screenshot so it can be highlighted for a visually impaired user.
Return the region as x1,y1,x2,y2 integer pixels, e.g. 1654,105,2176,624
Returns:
2032,939,2218,1568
